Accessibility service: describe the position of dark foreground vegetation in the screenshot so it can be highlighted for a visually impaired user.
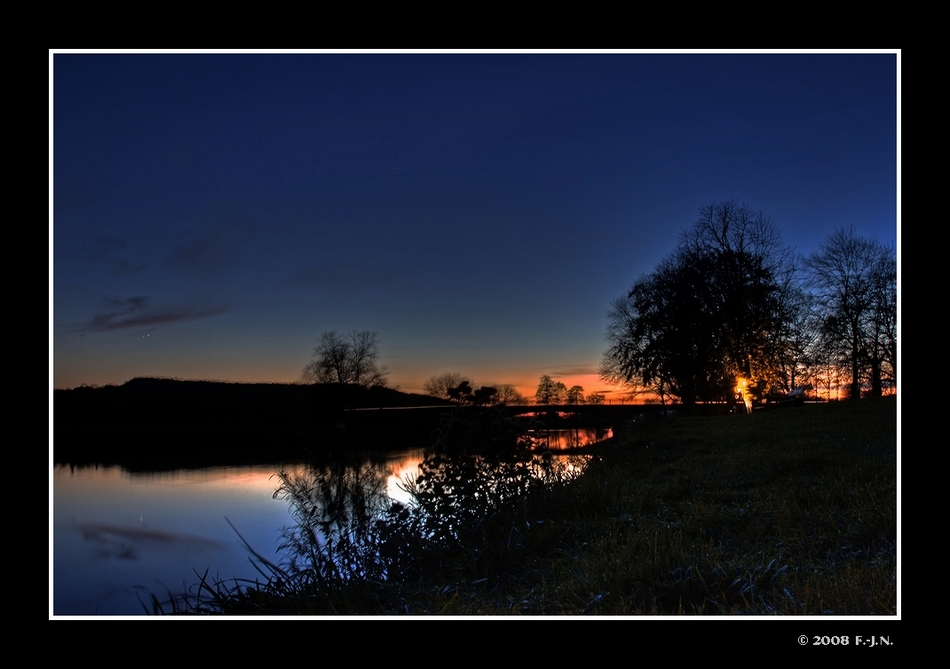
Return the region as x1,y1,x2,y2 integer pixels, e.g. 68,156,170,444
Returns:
144,396,896,616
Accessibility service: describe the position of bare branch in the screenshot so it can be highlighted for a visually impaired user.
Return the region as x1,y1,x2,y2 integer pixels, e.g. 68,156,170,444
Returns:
302,330,388,387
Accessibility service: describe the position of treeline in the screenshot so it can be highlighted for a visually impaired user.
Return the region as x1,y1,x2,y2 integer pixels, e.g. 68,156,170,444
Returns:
534,375,605,405
422,372,529,406
601,200,896,408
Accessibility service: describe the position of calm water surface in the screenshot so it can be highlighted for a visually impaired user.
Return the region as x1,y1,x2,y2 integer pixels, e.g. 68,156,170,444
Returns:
52,450,426,616
52,427,606,616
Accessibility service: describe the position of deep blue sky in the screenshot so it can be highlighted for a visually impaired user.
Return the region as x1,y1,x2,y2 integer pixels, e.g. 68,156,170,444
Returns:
51,51,899,395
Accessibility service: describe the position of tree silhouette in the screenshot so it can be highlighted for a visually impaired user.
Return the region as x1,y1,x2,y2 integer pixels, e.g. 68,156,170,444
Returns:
566,385,586,404
470,386,498,406
602,252,719,407
602,201,791,409
302,330,388,387
444,381,504,406
424,374,525,406
448,381,474,404
772,284,823,395
535,375,567,404
805,228,896,399
424,372,474,400
492,384,528,406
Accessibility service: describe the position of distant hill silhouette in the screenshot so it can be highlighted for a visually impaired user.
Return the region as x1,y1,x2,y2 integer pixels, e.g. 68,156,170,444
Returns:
53,378,452,467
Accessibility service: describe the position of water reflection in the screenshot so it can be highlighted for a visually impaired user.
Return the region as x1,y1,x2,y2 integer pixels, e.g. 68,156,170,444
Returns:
52,463,290,615
530,427,613,451
79,522,223,561
274,455,393,582
53,426,602,614
271,443,591,586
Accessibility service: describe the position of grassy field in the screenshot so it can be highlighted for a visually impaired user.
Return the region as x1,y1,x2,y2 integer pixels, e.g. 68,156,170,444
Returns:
515,397,897,615
155,397,897,616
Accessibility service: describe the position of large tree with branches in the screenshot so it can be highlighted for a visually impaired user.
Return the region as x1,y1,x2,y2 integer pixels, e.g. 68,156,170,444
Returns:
602,201,792,409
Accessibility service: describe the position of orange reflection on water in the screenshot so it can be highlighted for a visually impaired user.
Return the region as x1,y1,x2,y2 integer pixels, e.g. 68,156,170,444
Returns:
530,427,613,451
386,455,425,505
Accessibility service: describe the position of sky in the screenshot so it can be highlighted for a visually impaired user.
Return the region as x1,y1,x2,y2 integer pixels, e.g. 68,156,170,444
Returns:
50,51,899,397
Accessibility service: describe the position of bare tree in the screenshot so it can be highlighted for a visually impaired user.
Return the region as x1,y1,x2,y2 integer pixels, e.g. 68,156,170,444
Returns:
806,228,896,398
423,372,474,400
490,383,528,405
682,200,788,271
302,330,388,387
868,249,898,394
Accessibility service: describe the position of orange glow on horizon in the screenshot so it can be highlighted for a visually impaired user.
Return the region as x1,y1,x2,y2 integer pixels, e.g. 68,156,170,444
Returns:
506,373,642,404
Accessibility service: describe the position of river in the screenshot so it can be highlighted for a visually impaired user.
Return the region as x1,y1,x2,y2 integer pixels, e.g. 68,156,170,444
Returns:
51,428,606,616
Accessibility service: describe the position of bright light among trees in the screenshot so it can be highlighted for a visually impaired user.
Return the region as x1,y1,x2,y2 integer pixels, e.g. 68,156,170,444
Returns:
601,201,897,408
602,201,790,409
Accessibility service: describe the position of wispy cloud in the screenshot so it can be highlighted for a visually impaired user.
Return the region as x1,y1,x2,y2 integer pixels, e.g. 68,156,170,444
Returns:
167,216,280,277
546,365,599,377
168,226,254,275
83,295,227,332
87,237,147,277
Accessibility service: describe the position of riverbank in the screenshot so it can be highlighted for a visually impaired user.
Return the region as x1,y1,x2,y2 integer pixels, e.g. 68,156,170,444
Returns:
151,396,896,615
